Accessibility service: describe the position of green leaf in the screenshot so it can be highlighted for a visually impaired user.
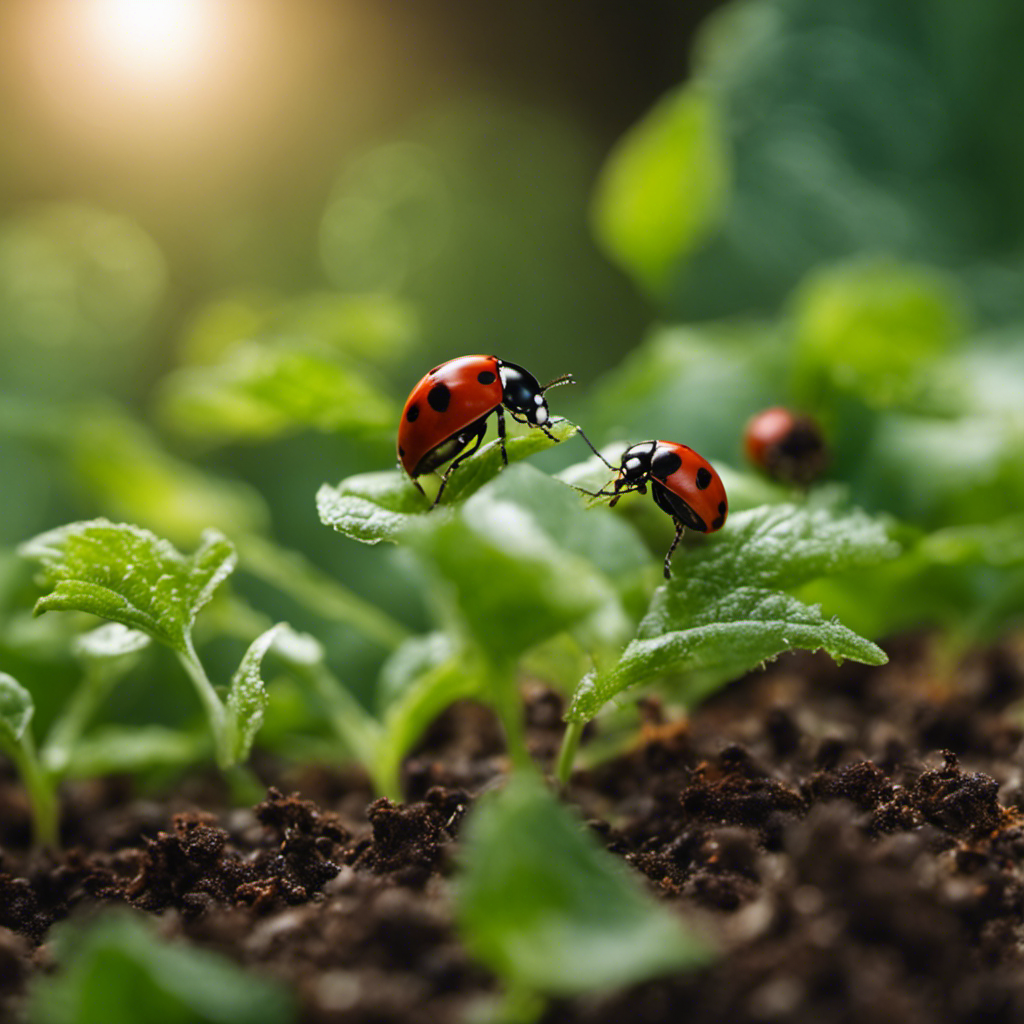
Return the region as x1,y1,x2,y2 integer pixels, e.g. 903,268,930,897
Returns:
20,520,237,655
0,671,33,746
567,503,896,722
409,466,625,663
458,773,710,996
592,84,729,294
72,623,151,662
224,624,284,764
792,257,967,408
29,911,295,1024
158,340,396,442
63,726,207,778
316,470,430,545
316,419,577,545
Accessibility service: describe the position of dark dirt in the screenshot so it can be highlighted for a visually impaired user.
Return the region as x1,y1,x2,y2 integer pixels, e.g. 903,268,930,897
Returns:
4,633,1024,1023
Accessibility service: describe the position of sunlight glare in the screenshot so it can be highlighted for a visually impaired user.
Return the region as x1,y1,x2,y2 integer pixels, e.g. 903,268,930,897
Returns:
84,0,212,83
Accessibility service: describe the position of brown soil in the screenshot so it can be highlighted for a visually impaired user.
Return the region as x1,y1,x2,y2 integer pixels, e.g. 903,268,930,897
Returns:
3,633,1024,1023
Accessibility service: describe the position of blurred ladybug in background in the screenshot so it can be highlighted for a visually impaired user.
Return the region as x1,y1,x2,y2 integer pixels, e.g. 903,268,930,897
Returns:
398,355,573,505
588,440,728,579
743,407,828,486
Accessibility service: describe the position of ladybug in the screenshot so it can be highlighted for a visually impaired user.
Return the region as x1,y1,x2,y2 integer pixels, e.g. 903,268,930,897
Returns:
397,355,573,504
743,407,828,486
596,440,728,579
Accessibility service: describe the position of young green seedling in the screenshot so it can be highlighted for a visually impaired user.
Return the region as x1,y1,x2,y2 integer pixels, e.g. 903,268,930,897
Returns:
557,501,898,783
19,520,283,772
0,672,58,847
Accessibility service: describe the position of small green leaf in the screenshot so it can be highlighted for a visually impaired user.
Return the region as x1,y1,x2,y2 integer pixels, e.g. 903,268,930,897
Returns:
316,470,431,545
316,419,576,545
158,340,396,441
72,623,151,662
592,84,728,294
0,671,33,745
409,467,624,663
567,503,896,722
20,521,237,655
224,624,284,764
458,773,710,996
30,911,296,1024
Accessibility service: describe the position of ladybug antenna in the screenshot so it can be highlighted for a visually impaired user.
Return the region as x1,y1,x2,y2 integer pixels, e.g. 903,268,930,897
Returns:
573,424,617,470
541,372,576,392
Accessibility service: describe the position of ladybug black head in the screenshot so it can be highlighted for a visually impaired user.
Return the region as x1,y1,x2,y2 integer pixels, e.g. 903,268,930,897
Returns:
498,360,550,426
613,441,656,496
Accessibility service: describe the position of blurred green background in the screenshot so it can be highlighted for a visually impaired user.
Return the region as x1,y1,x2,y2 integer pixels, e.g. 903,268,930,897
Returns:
2,0,1024,741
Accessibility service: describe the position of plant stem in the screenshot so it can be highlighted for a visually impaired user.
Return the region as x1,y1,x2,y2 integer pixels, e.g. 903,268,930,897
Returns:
176,642,229,768
237,533,409,650
555,719,585,790
491,663,532,772
5,733,59,848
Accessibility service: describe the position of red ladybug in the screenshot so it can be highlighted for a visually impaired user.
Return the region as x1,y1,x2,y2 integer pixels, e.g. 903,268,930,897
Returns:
744,407,828,486
397,355,572,504
599,440,728,579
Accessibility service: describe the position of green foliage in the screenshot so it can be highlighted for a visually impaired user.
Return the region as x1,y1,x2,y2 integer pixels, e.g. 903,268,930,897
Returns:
0,669,34,745
316,419,577,544
178,291,417,368
567,503,896,724
20,520,282,770
21,521,236,655
0,671,57,846
29,911,296,1024
66,408,269,547
598,0,1024,321
158,340,396,442
408,466,628,665
593,85,728,293
458,773,710,998
791,257,966,409
224,624,284,764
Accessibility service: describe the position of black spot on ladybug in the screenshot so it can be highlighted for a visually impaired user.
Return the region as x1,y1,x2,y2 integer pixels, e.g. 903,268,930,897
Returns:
712,514,726,530
477,370,496,385
651,449,682,479
399,446,405,458
427,383,451,412
695,467,713,490
718,501,727,514
406,404,420,423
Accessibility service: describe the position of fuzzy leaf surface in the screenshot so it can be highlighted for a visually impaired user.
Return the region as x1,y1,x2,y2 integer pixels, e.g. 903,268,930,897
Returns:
224,624,284,764
316,419,576,545
20,520,237,654
568,503,896,722
458,773,710,995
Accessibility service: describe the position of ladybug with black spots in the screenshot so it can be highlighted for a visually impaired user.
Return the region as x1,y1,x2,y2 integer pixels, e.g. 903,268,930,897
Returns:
743,406,828,486
398,354,573,505
594,440,728,579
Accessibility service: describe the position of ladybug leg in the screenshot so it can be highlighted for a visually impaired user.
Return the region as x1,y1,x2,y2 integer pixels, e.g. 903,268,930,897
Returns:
663,521,685,579
433,421,488,506
496,405,509,466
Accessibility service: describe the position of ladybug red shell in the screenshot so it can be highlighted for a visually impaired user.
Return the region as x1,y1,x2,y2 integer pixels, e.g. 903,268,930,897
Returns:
607,440,728,578
743,407,828,486
398,355,567,504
